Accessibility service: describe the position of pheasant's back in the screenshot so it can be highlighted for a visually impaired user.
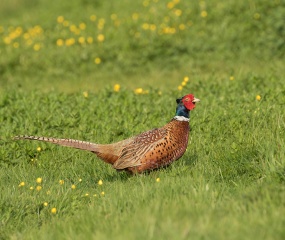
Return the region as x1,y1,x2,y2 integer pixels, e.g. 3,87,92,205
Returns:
113,119,190,173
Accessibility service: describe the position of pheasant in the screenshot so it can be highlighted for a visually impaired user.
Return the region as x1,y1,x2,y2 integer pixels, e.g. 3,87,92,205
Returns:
15,94,200,174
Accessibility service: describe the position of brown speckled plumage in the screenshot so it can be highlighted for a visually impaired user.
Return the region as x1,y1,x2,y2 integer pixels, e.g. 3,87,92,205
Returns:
15,94,199,174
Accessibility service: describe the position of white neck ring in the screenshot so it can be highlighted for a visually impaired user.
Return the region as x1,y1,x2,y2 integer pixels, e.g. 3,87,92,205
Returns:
173,116,189,122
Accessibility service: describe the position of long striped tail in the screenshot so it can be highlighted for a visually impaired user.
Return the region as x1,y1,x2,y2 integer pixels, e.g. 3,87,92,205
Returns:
14,135,99,152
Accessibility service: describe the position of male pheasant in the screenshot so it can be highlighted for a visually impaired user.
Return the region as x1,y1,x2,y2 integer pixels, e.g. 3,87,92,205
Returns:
15,94,200,174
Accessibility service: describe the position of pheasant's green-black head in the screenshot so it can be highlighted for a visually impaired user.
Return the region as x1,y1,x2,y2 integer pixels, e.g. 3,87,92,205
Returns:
175,94,200,118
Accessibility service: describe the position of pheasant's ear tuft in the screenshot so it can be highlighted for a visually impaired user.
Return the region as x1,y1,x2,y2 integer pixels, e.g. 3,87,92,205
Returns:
182,94,195,110
176,98,182,104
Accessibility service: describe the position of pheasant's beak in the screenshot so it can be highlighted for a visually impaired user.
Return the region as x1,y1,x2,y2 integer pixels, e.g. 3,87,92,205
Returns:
192,97,200,103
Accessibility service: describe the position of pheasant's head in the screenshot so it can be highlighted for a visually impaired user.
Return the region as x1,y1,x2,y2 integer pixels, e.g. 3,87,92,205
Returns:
175,94,200,119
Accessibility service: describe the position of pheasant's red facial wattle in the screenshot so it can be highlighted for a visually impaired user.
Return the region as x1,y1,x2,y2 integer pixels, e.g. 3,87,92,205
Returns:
182,94,196,110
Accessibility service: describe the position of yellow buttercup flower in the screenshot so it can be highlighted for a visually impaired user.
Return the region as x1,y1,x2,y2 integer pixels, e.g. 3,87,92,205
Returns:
57,16,64,23
156,178,160,182
134,88,143,94
142,0,149,7
37,147,41,152
74,29,81,35
201,11,208,18
51,208,57,214
94,57,101,64
164,27,176,34
132,13,139,21
98,180,103,185
3,37,11,45
65,38,75,46
134,88,149,94
79,23,86,30
56,39,64,46
150,24,156,31
97,34,105,42
87,37,93,44
63,20,69,27
97,19,105,30
19,182,25,187
69,24,77,32
83,91,88,98
256,95,261,101
71,184,76,190
36,186,42,191
13,42,19,48
36,177,42,184
33,25,43,34
59,180,64,185
178,85,183,91
230,76,235,81
114,19,120,27
78,36,86,44
179,24,186,30
142,23,149,30
33,43,41,51
26,39,33,46
98,18,105,25
167,2,175,9
43,202,48,207
113,84,120,92
90,15,96,21
111,14,117,20
174,9,182,17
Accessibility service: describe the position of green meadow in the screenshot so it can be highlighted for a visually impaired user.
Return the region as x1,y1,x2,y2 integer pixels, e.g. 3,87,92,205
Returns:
0,0,284,239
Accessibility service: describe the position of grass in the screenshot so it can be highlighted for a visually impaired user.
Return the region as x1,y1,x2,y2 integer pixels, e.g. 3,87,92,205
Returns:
0,0,284,92
0,0,285,239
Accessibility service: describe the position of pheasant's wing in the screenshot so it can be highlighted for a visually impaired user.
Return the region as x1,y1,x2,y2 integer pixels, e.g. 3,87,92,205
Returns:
113,128,167,170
